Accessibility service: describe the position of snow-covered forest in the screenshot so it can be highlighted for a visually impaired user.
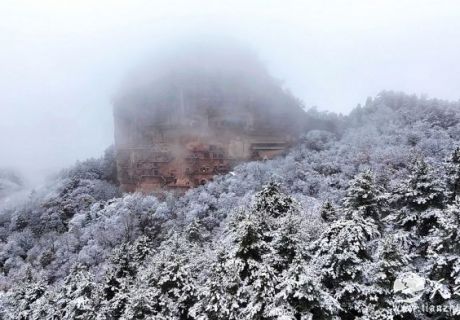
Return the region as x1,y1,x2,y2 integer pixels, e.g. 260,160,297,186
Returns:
2,91,460,319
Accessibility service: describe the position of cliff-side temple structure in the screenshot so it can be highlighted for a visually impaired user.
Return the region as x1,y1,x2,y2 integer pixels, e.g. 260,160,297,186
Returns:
113,43,306,192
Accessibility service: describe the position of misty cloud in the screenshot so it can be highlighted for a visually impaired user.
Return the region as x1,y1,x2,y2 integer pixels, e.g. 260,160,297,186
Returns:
114,38,305,132
1,1,460,185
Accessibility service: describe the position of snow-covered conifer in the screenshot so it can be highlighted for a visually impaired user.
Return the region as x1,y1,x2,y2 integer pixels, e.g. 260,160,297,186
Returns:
254,182,295,218
446,147,460,200
396,158,444,211
6,271,47,320
54,264,98,320
271,210,304,272
190,250,245,320
343,170,387,222
312,215,380,318
270,257,339,319
320,200,337,222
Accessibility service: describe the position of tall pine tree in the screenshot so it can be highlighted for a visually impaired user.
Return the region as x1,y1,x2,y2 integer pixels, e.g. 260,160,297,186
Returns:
446,147,460,200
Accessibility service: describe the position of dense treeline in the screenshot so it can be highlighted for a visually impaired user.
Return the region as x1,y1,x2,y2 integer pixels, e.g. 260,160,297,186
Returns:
2,91,460,319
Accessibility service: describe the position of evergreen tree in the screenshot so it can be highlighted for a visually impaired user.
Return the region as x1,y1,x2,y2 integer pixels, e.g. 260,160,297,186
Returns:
422,199,460,314
320,200,337,222
229,210,271,275
121,286,157,320
270,210,304,272
190,250,245,320
243,260,278,319
311,171,399,318
228,210,278,318
54,264,98,320
129,235,154,265
192,182,302,320
7,269,47,320
184,218,210,244
396,158,444,211
269,256,339,319
446,147,460,200
393,159,446,241
99,236,152,318
255,182,295,218
98,278,130,320
98,244,135,319
370,234,413,319
129,235,199,319
374,234,412,291
343,170,387,222
312,215,380,319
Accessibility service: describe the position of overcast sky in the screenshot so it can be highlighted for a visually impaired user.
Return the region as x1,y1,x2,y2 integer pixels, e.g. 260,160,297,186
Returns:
1,0,460,184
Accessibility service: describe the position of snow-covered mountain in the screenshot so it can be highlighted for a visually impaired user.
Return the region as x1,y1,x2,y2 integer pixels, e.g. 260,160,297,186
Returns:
2,91,460,319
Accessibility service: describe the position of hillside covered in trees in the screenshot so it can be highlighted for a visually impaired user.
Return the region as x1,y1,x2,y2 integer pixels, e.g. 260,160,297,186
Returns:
2,91,460,319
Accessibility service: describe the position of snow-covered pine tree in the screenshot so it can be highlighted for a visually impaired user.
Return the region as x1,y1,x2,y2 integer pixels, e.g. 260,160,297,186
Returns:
5,268,47,320
126,234,199,319
54,264,98,320
311,216,380,319
190,250,245,320
422,199,460,316
120,286,159,320
184,218,210,244
98,243,135,319
320,200,337,222
98,235,155,319
370,234,413,319
251,182,303,271
392,158,446,242
396,158,445,212
129,235,154,266
313,170,405,318
243,259,278,319
270,209,304,273
269,256,339,319
254,182,295,219
228,210,271,277
446,147,460,200
227,210,278,319
312,171,385,320
192,184,305,319
374,234,412,292
343,170,387,223
98,278,131,320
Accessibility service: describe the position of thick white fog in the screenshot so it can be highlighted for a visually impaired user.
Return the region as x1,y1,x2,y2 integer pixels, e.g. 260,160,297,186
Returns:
1,0,460,184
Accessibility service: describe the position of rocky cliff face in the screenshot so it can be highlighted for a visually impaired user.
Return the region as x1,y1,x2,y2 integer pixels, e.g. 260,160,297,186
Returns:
113,43,306,192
